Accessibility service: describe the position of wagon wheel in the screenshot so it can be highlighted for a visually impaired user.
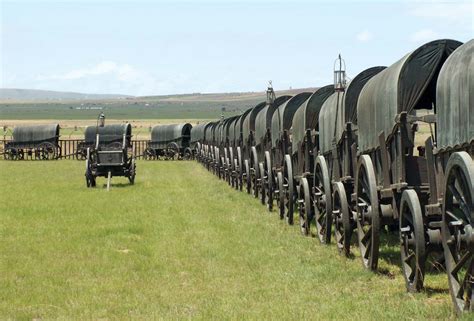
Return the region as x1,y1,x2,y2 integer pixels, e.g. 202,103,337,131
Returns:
313,156,332,244
251,146,259,198
183,147,192,160
196,142,201,160
128,157,136,185
85,150,96,188
5,148,17,160
145,147,157,160
333,181,352,256
277,171,285,220
223,148,229,180
39,142,57,160
166,142,179,160
259,162,266,205
264,151,273,211
298,177,312,236
229,148,235,187
244,159,251,194
233,158,239,190
356,154,380,271
220,156,226,180
441,152,474,314
237,147,243,191
283,154,295,225
77,147,88,160
400,189,426,292
226,157,232,185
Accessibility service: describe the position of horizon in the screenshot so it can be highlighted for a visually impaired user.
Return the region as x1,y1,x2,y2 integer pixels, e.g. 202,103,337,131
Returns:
1,0,473,96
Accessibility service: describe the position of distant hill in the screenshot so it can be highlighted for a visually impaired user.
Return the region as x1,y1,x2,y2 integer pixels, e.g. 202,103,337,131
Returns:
0,88,132,101
138,87,318,102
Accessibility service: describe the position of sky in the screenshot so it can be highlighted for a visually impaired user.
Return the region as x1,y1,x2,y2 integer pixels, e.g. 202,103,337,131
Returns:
0,0,472,96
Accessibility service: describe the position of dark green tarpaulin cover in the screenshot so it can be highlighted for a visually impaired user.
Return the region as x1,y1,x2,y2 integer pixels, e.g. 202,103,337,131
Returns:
190,121,211,144
12,124,60,143
224,116,239,142
319,66,385,154
357,39,462,152
151,123,192,148
292,85,334,154
242,101,266,143
235,108,253,145
271,92,312,147
437,39,473,150
203,121,217,143
254,95,292,147
85,123,132,145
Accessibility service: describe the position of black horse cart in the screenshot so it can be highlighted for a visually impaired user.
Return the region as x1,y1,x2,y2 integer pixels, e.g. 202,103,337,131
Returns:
4,124,61,160
85,123,136,188
145,123,193,160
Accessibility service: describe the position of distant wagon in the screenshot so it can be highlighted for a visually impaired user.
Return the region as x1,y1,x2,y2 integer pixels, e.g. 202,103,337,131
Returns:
84,123,136,188
145,123,193,160
4,124,61,160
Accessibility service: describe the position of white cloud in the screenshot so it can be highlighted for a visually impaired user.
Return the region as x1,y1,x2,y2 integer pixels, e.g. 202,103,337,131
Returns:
356,30,373,42
33,61,200,96
410,28,439,42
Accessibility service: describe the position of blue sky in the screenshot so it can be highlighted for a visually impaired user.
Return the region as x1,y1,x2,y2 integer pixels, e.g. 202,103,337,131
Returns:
1,0,472,96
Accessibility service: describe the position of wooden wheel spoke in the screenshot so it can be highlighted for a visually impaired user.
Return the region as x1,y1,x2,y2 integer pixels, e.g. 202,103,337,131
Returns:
456,257,474,300
452,252,472,277
361,226,372,246
404,251,415,264
363,241,372,259
448,183,470,221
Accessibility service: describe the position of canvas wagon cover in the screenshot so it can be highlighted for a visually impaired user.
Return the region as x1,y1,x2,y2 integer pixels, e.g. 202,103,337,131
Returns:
234,108,253,146
437,39,474,150
319,66,385,154
85,123,132,145
254,95,292,147
203,121,217,144
224,116,239,142
190,122,211,144
242,101,267,143
12,124,60,143
357,39,462,152
271,92,312,147
151,123,192,147
291,85,334,154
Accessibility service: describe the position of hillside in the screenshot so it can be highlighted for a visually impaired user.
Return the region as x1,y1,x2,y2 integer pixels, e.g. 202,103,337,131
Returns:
0,88,131,101
0,87,319,120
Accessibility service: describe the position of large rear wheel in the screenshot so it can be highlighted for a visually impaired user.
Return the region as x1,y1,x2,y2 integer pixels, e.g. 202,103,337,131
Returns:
356,154,380,271
251,147,259,198
298,177,312,236
441,152,474,314
333,181,352,256
277,171,285,220
264,151,273,211
313,156,332,244
244,159,251,194
259,162,266,205
283,155,295,225
400,189,426,292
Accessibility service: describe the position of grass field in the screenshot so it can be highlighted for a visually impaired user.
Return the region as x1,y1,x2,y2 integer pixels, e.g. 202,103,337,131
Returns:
0,161,464,320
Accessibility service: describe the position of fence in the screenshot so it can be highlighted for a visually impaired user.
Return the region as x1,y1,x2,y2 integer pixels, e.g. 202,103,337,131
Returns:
0,139,151,160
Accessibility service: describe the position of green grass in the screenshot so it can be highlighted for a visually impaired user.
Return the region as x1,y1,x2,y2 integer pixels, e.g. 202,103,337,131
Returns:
0,100,255,120
0,161,461,320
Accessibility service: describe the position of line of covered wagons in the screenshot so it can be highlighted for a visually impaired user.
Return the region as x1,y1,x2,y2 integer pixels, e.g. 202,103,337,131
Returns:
192,39,474,314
